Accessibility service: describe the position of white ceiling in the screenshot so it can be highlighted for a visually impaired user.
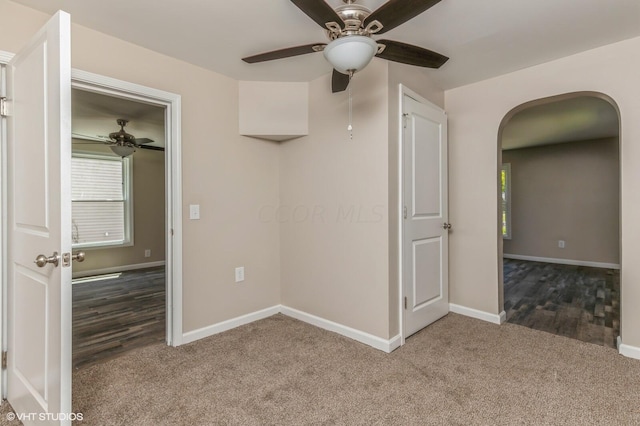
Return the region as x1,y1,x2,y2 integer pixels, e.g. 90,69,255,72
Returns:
501,96,619,150
11,0,640,89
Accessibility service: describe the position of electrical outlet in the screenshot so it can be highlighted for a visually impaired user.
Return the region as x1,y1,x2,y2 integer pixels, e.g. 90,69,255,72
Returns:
558,240,565,249
144,249,151,258
235,267,245,283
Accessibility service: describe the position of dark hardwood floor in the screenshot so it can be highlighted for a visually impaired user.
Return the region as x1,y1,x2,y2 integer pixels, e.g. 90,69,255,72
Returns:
503,258,620,348
72,266,166,369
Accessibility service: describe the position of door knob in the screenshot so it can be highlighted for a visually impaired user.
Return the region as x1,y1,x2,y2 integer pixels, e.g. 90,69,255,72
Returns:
72,252,85,262
34,252,60,268
442,222,452,230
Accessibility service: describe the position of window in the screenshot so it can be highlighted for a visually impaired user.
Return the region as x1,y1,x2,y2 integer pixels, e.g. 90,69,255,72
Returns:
72,153,132,248
501,163,511,239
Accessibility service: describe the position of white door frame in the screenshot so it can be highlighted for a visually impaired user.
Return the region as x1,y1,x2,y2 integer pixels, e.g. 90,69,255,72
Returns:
397,84,448,345
71,70,183,347
0,52,184,376
0,49,13,400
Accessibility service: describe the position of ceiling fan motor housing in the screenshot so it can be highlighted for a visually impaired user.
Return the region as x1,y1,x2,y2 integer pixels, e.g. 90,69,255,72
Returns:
328,3,382,40
109,118,137,146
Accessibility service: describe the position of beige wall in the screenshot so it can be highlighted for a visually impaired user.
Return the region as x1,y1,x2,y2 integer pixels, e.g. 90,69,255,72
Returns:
503,138,619,264
0,0,282,333
278,58,445,340
279,59,391,338
446,36,640,347
71,142,166,274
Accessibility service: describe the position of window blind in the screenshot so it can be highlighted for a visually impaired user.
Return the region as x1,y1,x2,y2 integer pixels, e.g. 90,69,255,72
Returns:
71,155,127,246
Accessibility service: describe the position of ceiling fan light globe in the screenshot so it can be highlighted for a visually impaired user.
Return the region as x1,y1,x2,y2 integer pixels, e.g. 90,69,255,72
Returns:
110,145,136,157
323,35,378,75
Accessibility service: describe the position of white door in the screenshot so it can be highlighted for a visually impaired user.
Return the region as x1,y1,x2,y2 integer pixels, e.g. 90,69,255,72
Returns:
6,11,72,424
402,93,449,338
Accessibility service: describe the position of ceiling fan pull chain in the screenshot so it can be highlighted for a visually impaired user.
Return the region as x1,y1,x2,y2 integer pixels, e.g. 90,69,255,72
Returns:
347,71,354,140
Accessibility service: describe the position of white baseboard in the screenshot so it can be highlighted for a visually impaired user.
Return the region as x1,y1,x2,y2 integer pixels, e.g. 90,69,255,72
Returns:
72,260,166,279
182,305,280,344
280,306,401,353
618,336,640,360
504,254,620,270
449,303,504,325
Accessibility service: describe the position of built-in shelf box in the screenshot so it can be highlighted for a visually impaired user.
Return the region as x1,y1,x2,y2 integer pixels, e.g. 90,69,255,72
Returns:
239,81,309,142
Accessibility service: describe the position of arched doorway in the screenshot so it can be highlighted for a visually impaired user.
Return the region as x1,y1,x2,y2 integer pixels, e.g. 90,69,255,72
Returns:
498,92,621,348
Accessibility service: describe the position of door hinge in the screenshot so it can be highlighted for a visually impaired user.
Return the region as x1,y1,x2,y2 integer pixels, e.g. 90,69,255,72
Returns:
404,297,407,310
403,206,407,219
2,351,7,369
402,113,409,129
0,97,8,117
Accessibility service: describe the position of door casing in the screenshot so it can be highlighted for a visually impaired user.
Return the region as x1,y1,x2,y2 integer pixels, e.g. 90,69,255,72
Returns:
70,70,184,347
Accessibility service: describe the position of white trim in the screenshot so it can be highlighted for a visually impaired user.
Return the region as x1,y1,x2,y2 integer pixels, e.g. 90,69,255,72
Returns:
0,52,8,400
618,336,640,360
398,85,405,345
182,306,281,344
71,260,166,279
449,303,505,325
0,51,12,64
387,334,402,352
70,70,183,347
281,305,401,353
504,254,620,270
181,305,403,353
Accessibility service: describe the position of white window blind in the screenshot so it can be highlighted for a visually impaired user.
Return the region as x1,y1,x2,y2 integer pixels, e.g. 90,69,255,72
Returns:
72,154,131,248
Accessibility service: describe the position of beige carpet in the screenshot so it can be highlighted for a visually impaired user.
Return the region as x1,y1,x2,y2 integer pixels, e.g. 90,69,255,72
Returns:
0,401,20,426
69,313,640,425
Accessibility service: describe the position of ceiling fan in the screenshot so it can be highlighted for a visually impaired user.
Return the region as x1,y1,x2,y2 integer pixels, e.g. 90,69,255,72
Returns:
72,119,164,157
242,0,449,93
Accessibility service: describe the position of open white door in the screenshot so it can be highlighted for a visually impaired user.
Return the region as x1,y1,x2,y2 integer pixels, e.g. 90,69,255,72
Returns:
402,93,449,338
6,11,72,424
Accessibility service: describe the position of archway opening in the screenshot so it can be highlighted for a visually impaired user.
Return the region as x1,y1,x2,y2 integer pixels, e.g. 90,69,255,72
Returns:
498,92,621,348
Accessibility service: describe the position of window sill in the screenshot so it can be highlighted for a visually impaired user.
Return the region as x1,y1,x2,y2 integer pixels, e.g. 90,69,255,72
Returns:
72,240,133,250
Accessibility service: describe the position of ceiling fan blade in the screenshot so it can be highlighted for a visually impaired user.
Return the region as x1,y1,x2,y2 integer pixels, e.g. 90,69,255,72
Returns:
376,40,449,69
332,69,350,93
138,144,165,152
72,132,109,142
364,0,441,35
243,43,326,63
290,0,343,29
133,137,155,144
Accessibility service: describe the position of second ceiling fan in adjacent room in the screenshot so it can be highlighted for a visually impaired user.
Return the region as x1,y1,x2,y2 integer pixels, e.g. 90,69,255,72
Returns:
73,119,164,157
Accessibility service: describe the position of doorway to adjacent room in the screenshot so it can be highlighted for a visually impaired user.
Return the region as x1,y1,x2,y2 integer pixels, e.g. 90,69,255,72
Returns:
498,92,621,348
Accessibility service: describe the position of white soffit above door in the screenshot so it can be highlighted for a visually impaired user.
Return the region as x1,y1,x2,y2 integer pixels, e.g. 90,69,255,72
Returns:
10,0,640,89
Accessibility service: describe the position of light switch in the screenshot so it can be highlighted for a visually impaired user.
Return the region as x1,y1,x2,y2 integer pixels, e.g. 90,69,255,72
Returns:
235,267,245,283
189,204,200,220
